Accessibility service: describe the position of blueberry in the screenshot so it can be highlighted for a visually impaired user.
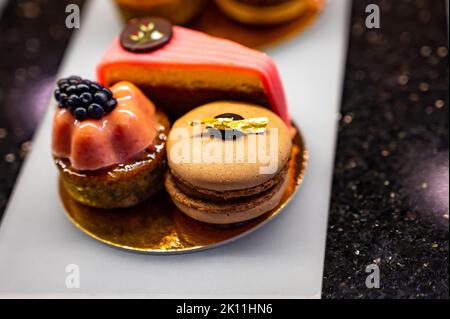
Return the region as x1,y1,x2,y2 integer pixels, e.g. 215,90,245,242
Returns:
77,83,90,93
89,82,102,92
106,98,117,112
88,103,104,119
59,93,69,108
67,95,81,110
102,88,113,99
94,92,109,106
80,92,93,106
73,107,87,121
54,89,61,101
66,85,78,95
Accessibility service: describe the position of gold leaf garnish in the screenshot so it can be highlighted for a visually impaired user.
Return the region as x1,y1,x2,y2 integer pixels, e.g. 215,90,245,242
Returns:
129,23,164,44
151,30,164,40
139,22,154,32
130,34,140,41
188,117,268,134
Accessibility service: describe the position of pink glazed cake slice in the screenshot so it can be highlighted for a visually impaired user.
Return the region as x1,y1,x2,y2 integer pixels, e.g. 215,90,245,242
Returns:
96,22,291,126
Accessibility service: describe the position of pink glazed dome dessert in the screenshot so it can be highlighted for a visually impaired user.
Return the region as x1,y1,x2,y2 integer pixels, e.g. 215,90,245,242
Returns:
52,79,170,209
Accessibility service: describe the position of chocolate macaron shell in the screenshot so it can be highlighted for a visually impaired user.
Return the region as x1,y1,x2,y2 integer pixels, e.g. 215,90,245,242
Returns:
166,101,292,192
165,169,290,224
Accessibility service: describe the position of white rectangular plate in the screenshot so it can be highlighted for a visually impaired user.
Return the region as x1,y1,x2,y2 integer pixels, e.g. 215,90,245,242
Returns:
0,0,349,298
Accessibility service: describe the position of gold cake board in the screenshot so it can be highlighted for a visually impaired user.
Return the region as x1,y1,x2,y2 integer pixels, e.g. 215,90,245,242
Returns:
60,124,308,254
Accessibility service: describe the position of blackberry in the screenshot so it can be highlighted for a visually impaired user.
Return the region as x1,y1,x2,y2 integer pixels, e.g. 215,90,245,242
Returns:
88,104,104,119
76,83,90,93
106,99,118,112
102,88,113,99
54,89,61,101
60,83,70,91
80,92,93,106
54,76,118,121
94,92,109,106
66,85,78,95
57,79,68,86
67,95,81,110
74,107,87,121
59,93,69,108
90,82,102,92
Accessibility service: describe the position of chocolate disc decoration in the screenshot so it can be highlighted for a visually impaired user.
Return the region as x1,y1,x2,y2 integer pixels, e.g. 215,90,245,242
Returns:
215,113,244,140
120,17,173,53
215,113,244,121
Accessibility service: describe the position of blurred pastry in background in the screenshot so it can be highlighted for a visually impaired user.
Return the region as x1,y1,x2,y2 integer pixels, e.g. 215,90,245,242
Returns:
114,0,207,25
215,0,321,25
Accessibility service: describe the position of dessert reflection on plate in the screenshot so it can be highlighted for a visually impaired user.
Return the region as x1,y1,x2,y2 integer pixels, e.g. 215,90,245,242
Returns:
53,17,308,253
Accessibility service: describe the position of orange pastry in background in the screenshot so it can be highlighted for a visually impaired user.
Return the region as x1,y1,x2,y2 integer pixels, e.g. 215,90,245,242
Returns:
215,0,322,25
114,0,207,25
52,77,169,209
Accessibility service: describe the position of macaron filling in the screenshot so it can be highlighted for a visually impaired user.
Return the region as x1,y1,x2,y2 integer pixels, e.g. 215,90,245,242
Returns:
169,162,289,202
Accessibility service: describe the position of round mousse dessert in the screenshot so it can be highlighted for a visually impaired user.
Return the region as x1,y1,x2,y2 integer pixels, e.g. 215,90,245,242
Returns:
52,77,170,209
114,0,206,25
165,101,293,224
215,0,319,25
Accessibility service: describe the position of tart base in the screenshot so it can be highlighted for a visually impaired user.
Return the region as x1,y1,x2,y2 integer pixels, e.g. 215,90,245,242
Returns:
56,111,170,209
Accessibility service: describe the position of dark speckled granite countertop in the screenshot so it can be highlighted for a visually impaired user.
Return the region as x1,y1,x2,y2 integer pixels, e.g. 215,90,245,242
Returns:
0,0,85,213
322,0,448,299
0,0,448,299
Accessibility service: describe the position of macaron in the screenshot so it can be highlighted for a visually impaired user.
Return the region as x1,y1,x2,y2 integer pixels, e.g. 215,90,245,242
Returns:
165,101,293,224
